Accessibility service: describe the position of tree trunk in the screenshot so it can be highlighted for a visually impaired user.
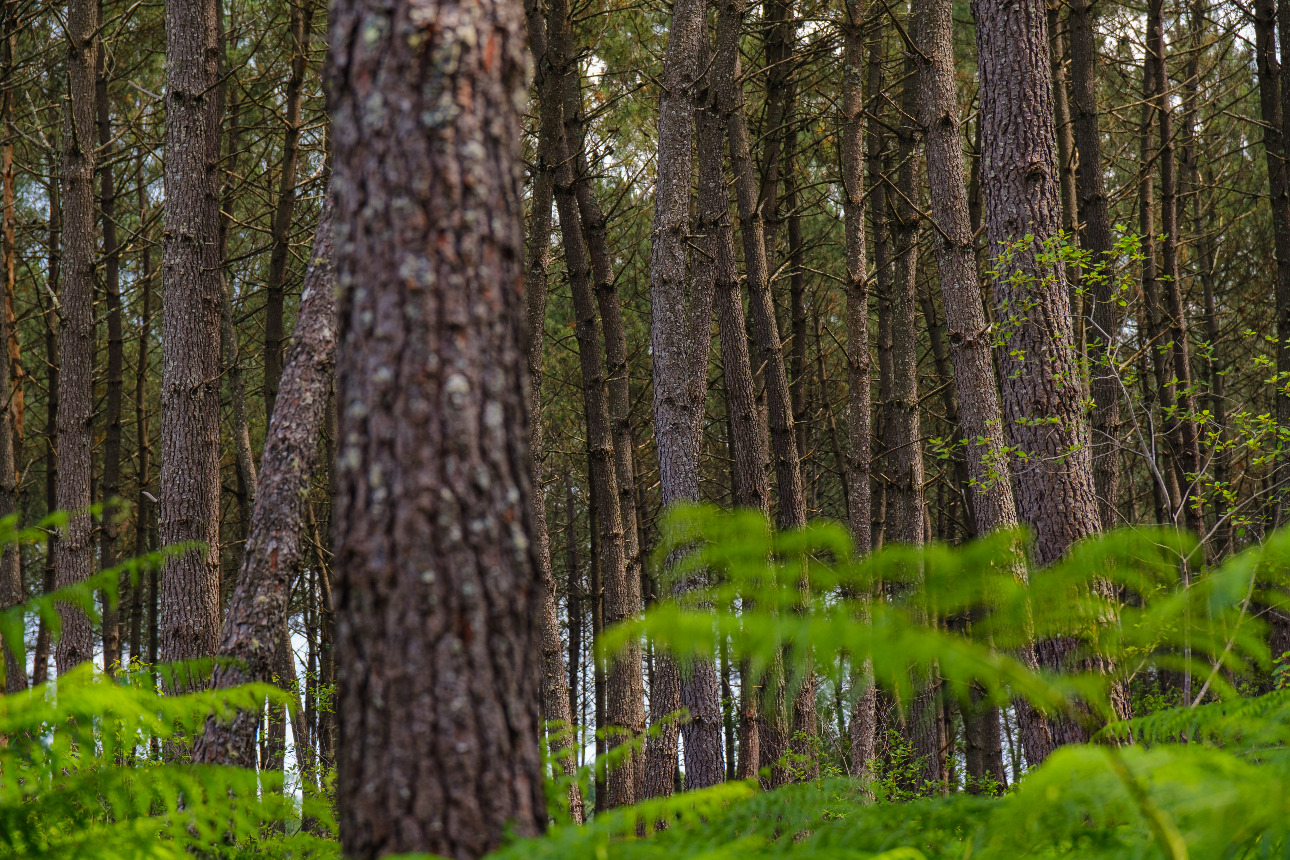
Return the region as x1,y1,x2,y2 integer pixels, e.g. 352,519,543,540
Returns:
193,193,337,766
97,34,124,674
705,81,771,781
523,0,584,821
971,0,1101,568
161,0,224,674
535,0,643,806
0,3,22,691
328,0,547,846
647,0,723,795
263,0,314,425
132,170,153,666
1069,0,1123,531
913,0,1048,777
34,134,60,686
54,0,100,675
1276,0,1290,525
841,0,875,780
1149,0,1203,536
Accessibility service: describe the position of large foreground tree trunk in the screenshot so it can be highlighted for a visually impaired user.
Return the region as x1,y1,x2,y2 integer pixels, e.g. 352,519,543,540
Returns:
328,0,546,851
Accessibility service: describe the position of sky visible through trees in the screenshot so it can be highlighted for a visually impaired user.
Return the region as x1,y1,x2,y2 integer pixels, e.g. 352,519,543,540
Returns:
5,0,1290,855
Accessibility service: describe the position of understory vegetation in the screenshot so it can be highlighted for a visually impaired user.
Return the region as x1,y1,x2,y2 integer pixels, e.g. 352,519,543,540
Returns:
7,507,1290,859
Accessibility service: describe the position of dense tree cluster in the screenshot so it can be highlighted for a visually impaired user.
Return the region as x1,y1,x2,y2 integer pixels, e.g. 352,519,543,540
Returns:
4,0,1290,853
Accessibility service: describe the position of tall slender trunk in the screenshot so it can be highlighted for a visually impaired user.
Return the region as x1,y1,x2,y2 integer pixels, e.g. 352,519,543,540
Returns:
0,9,19,449
522,0,584,820
972,0,1113,752
536,0,643,806
1276,0,1290,524
1149,0,1203,536
34,131,60,686
1069,0,1122,530
97,30,124,674
646,0,723,795
840,0,875,778
889,40,941,788
971,0,1101,566
131,170,153,665
0,2,22,691
328,0,547,846
868,37,894,551
705,82,770,780
263,0,314,424
54,0,101,674
161,0,225,675
561,47,643,618
715,0,806,783
1142,1,1180,527
193,193,337,767
913,0,1047,777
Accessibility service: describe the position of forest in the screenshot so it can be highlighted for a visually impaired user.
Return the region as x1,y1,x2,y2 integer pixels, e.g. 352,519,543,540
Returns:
3,0,1290,854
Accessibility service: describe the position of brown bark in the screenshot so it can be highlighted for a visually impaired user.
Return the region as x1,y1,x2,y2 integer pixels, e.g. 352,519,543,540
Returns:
868,37,894,550
161,0,224,672
0,2,21,692
33,132,59,686
913,0,1049,777
646,0,723,795
193,194,336,767
971,0,1102,568
1276,0,1290,524
54,0,100,675
1149,0,1203,536
715,0,804,783
97,33,123,674
328,0,546,845
263,0,315,425
534,0,643,806
522,0,584,820
704,77,770,780
132,170,153,667
840,0,875,780
0,8,18,446
1069,0,1123,531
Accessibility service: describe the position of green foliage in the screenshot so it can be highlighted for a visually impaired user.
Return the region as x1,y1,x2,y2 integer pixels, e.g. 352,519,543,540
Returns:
0,520,337,859
516,505,1290,859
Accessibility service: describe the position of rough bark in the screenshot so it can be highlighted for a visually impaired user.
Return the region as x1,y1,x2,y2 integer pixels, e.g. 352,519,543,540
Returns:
534,0,644,806
971,0,1102,568
1069,0,1122,531
33,137,59,686
328,0,546,846
160,0,224,672
646,0,723,795
54,0,100,675
1276,0,1290,524
132,172,154,667
705,83,771,780
914,0,1045,781
97,35,123,674
841,0,875,779
0,3,22,691
193,194,336,767
523,0,584,822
